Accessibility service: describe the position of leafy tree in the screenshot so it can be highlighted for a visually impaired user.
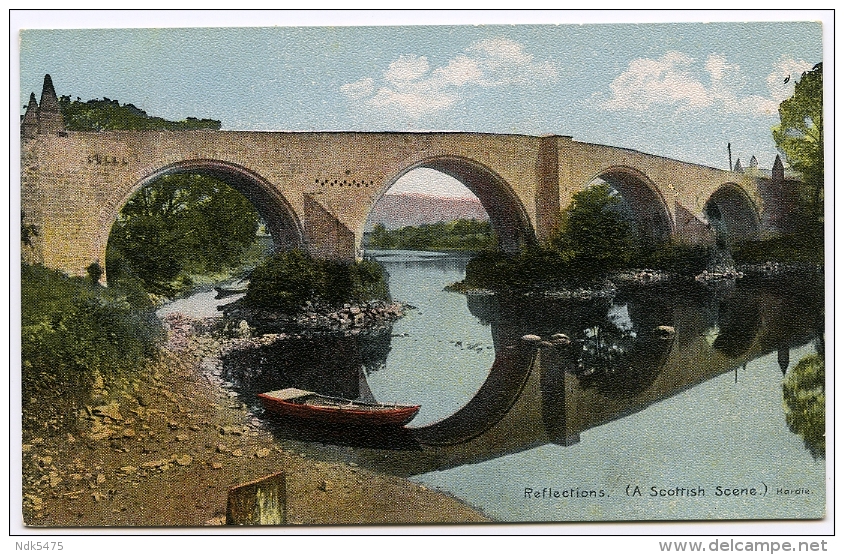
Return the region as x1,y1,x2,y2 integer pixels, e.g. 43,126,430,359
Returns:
107,173,261,296
553,183,634,277
369,223,395,249
772,63,823,229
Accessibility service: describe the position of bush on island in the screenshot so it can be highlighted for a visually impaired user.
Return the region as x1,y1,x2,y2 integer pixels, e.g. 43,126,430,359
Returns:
243,249,389,313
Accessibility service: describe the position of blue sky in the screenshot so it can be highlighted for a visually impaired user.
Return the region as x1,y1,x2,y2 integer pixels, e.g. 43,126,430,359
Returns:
16,12,824,190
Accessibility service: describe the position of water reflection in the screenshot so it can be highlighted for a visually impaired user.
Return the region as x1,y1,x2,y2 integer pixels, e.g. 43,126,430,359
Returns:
218,253,823,473
220,330,392,403
782,349,825,459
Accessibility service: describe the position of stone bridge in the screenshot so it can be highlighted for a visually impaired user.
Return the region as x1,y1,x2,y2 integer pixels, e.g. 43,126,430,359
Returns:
21,76,799,279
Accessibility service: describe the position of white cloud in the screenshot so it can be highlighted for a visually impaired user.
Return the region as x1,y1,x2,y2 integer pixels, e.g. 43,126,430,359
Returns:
384,55,431,84
339,78,374,100
341,38,558,122
466,38,559,86
600,51,811,117
766,56,814,102
602,51,710,112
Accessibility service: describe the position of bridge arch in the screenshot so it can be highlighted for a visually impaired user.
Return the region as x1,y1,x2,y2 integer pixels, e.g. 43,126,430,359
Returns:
703,183,761,246
97,158,304,279
372,155,536,253
582,165,674,246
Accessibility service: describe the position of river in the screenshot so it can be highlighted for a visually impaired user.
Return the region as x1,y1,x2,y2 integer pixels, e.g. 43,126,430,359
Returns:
167,249,826,522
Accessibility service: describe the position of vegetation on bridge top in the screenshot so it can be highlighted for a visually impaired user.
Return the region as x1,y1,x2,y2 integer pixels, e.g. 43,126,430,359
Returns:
58,95,221,132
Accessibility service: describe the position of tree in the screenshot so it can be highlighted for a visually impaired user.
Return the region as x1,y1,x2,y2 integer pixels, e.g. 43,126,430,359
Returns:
553,183,634,277
772,62,823,229
369,223,394,249
107,173,261,296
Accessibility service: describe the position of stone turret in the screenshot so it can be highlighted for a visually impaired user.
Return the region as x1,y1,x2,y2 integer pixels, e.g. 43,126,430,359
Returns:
21,93,39,140
733,158,743,172
772,154,785,183
37,74,65,135
748,155,758,169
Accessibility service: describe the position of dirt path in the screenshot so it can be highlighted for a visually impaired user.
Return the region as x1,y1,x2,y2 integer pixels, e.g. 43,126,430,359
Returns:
21,314,489,527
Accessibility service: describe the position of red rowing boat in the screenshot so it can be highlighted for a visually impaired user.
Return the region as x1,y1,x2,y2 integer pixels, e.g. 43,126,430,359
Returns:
257,388,420,426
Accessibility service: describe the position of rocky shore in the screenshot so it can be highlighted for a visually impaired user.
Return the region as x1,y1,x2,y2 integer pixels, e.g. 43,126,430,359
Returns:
222,298,408,336
20,312,488,527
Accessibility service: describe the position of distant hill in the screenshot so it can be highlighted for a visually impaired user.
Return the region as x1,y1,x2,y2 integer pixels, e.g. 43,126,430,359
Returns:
367,193,488,229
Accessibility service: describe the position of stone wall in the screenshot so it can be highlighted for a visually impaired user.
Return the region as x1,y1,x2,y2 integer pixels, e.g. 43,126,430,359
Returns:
21,128,793,278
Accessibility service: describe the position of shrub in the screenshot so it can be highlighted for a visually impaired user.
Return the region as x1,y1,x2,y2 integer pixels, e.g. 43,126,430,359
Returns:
243,250,389,312
636,243,713,275
458,247,577,291
733,232,824,265
21,264,163,435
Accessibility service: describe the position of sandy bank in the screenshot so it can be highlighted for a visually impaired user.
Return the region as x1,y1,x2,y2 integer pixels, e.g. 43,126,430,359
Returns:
21,314,489,527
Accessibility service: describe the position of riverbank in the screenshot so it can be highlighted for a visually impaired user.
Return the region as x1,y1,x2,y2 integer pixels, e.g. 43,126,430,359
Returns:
448,260,824,299
222,298,408,335
21,313,489,527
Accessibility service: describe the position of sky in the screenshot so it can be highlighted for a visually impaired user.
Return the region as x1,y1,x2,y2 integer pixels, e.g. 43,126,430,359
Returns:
15,12,825,197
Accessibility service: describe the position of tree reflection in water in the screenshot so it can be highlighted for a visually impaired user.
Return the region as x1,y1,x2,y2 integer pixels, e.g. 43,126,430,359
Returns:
572,316,672,398
558,289,674,398
783,351,825,459
220,327,393,403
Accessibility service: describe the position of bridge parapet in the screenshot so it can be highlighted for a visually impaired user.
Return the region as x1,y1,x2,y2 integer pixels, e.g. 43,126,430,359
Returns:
20,127,796,278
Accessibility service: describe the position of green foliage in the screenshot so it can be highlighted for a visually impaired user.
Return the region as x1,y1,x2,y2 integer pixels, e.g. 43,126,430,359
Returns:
732,232,824,265
58,96,221,132
107,173,261,297
636,243,713,275
21,264,163,434
454,247,576,291
772,63,823,228
243,250,389,313
367,219,496,252
457,184,640,291
553,183,635,278
783,353,825,459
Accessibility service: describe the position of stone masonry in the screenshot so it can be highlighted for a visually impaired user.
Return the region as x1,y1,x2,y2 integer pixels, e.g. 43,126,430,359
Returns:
21,75,797,279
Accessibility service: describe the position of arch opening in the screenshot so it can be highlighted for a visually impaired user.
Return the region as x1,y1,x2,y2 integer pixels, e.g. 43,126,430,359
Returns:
584,168,673,248
704,184,761,248
364,157,534,254
103,160,302,294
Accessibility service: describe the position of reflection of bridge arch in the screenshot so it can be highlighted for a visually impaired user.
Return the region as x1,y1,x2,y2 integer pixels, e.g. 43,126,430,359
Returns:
376,156,536,253
291,280,823,477
704,183,761,245
410,343,537,446
711,286,764,359
99,159,304,279
585,165,673,245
